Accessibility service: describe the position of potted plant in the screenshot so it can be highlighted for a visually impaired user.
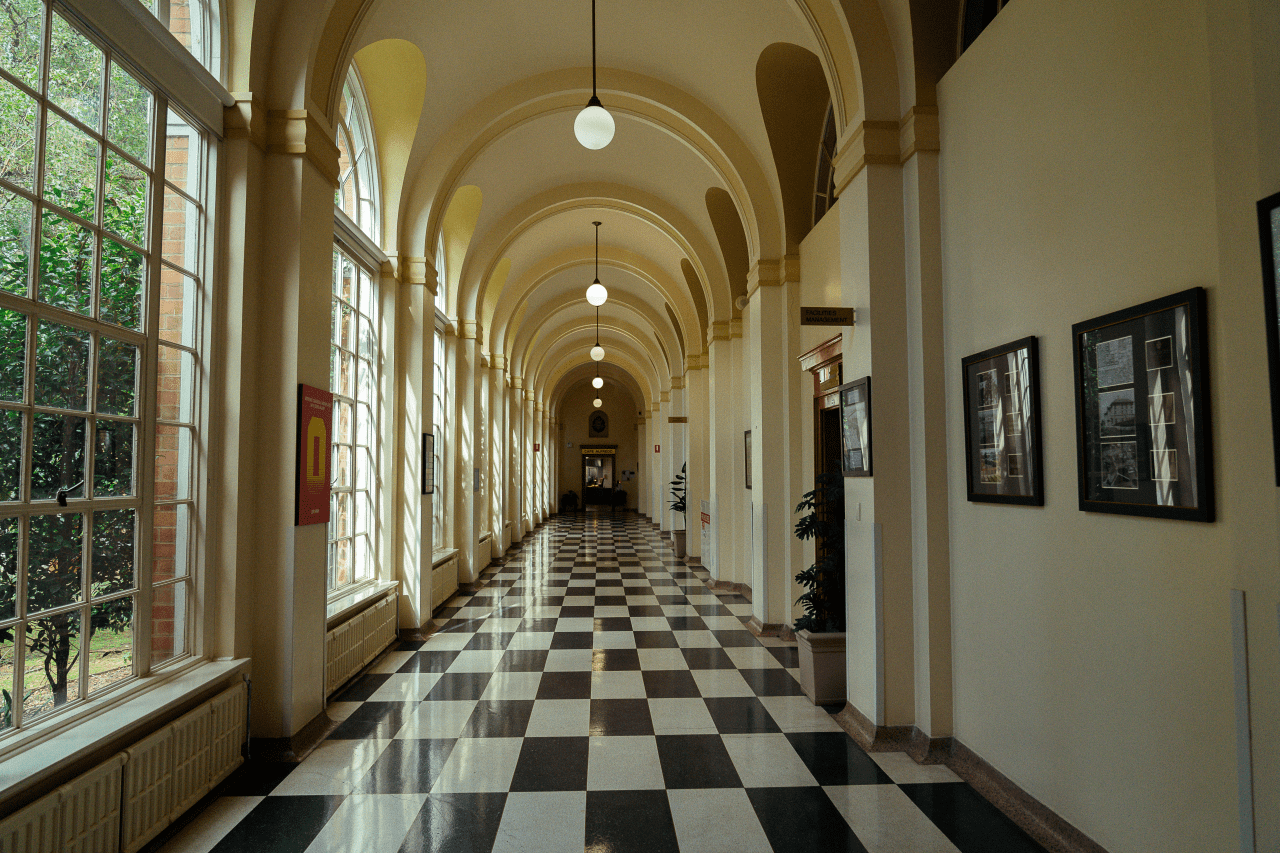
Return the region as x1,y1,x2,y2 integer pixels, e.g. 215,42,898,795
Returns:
793,472,847,705
669,463,687,558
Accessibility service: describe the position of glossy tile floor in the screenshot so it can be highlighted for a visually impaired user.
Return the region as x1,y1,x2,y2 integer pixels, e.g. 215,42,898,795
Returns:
159,512,1048,853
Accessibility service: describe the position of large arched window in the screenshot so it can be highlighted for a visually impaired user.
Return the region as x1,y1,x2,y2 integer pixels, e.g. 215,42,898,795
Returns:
813,104,838,226
147,0,223,78
335,66,380,244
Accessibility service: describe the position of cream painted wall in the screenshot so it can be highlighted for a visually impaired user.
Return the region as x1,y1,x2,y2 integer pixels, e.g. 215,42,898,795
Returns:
939,2,1277,851
557,384,641,509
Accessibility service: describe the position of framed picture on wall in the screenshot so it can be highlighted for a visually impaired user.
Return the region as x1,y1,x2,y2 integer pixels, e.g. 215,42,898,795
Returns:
422,433,434,495
961,337,1044,505
1257,190,1280,485
744,430,752,489
838,376,872,477
1071,287,1213,521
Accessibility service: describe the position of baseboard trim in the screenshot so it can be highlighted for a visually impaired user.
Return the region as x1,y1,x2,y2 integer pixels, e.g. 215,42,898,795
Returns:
746,616,786,638
708,580,752,602
947,739,1110,853
250,709,331,763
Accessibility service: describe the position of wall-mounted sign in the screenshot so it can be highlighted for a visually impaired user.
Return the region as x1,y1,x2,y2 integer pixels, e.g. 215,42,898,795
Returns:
654,444,661,453
801,306,856,326
668,416,687,423
581,447,616,455
295,384,332,526
534,443,540,452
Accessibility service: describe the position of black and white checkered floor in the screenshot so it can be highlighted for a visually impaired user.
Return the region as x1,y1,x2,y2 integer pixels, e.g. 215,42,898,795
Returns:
160,512,1047,853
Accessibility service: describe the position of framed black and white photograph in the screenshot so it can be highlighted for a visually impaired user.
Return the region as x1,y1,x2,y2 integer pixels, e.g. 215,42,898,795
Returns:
744,430,752,489
961,337,1044,505
1257,190,1280,485
1072,287,1213,521
838,376,871,477
422,433,435,495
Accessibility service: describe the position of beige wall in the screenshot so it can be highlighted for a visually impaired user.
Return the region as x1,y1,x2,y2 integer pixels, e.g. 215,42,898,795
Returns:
939,1,1278,851
557,382,641,509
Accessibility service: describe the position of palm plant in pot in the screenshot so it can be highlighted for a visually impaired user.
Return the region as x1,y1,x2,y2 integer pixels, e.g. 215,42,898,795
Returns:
793,472,847,705
669,463,687,558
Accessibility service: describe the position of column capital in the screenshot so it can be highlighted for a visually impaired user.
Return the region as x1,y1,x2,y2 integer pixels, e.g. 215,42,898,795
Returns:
730,318,744,339
660,390,671,404
525,389,535,402
511,375,523,390
686,354,709,371
266,108,340,187
707,322,732,345
490,353,507,371
536,402,545,414
832,119,900,196
224,94,266,149
670,376,686,390
459,320,482,342
899,105,940,162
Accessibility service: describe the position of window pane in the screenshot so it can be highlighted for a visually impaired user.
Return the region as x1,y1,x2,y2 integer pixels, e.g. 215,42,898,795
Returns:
0,516,17,620
100,236,143,330
0,307,27,401
156,344,193,423
334,444,351,489
25,611,81,718
31,413,85,499
154,424,191,501
107,63,150,163
335,399,353,444
96,337,138,416
47,12,102,130
164,107,197,193
354,532,370,582
358,268,375,316
42,111,99,216
332,538,350,587
0,410,21,500
104,154,147,247
152,503,189,583
0,0,43,90
0,76,38,190
337,303,354,350
28,512,83,611
91,508,134,595
38,210,93,314
35,320,89,410
157,268,195,347
0,189,32,297
93,419,133,496
338,351,353,398
88,596,132,695
161,185,198,274
150,581,186,666
0,635,12,733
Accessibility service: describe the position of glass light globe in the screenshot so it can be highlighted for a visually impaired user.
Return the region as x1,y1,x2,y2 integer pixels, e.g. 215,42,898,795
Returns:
592,376,603,389
590,345,605,361
574,98,615,150
593,398,602,408
586,281,608,306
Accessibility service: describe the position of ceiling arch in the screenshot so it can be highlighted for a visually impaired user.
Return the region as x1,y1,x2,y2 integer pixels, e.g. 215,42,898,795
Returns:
526,317,670,393
535,334,663,407
550,363,648,418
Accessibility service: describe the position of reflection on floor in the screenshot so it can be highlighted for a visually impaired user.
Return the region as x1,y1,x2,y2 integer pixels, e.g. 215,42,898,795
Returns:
157,512,1047,853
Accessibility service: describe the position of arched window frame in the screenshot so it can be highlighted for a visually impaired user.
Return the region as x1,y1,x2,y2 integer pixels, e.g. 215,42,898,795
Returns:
813,104,838,226
335,65,381,245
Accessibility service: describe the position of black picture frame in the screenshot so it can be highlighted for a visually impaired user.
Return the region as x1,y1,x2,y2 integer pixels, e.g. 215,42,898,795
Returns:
744,430,752,489
1257,190,1280,485
961,337,1044,505
1071,287,1213,521
422,433,434,495
838,376,871,477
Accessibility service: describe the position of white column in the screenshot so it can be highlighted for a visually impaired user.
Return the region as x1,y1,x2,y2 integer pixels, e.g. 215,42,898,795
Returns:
685,357,710,562
524,391,536,529
707,324,734,582
510,376,525,541
491,357,509,554
454,323,479,585
395,257,433,629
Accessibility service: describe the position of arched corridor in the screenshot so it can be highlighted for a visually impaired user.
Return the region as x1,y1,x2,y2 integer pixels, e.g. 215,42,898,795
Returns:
0,1,1276,852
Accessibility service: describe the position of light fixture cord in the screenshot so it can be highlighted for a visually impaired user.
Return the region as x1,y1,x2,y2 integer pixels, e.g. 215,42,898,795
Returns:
595,307,600,346
591,0,598,96
594,222,600,279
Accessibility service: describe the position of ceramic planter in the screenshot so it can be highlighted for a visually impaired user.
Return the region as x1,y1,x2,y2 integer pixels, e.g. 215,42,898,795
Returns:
797,629,847,705
671,529,686,558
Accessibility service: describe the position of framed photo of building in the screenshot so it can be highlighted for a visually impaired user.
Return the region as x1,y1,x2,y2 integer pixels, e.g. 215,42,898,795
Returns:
422,433,434,495
961,337,1044,505
838,376,872,477
744,430,752,489
1257,190,1280,485
1072,287,1213,521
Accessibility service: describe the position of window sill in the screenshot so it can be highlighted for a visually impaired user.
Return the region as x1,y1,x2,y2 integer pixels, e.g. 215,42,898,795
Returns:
432,548,459,568
325,580,399,629
0,658,250,808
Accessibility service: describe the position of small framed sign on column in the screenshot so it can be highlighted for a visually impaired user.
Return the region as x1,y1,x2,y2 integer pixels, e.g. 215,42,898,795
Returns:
422,433,434,495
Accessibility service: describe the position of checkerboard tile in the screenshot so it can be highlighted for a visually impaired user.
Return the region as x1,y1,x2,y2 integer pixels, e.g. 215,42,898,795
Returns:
163,512,1048,853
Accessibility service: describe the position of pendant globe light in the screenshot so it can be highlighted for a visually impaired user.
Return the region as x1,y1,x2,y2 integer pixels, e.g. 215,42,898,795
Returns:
593,397,603,408
574,0,615,149
592,362,603,389
590,307,605,361
585,221,608,306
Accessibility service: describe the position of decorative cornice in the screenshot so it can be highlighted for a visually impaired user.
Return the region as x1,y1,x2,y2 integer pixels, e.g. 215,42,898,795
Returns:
266,109,340,187
832,120,900,197
900,105,940,162
224,95,266,149
443,322,457,338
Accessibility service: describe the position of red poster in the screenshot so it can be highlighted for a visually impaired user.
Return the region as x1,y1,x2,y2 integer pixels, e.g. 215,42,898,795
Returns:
296,383,333,526
654,444,660,453
534,443,541,452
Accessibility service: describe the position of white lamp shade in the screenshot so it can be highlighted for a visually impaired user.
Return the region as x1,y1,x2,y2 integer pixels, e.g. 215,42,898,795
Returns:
574,103,615,149
592,376,603,389
590,345,605,361
586,281,608,306
593,398,603,408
